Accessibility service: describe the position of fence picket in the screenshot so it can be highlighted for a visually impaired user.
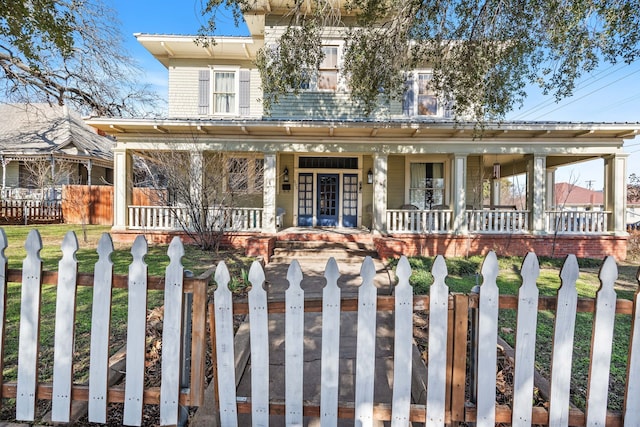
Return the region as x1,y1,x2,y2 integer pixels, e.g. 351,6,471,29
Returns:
426,255,449,427
391,256,413,426
586,256,617,427
624,267,640,426
159,237,185,426
286,260,305,426
512,252,540,427
214,261,238,427
548,254,579,426
123,236,149,426
476,251,500,427
355,256,378,427
51,231,79,422
248,260,269,427
88,233,115,423
0,230,7,411
320,257,341,427
16,230,43,421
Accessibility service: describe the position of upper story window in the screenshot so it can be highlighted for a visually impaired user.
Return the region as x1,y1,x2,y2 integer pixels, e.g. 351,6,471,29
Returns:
403,71,442,117
198,67,250,116
213,70,238,114
318,46,339,91
417,73,438,116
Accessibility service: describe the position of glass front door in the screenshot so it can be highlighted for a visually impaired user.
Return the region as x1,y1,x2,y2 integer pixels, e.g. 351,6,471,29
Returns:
317,174,339,226
342,174,358,227
297,173,314,226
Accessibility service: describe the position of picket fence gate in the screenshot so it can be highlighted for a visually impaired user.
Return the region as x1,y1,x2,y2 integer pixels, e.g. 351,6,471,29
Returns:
0,229,208,426
212,252,640,426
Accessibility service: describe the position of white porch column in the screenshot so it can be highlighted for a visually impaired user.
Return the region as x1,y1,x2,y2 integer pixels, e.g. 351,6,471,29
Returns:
604,154,628,235
546,167,556,209
86,159,93,186
1,156,9,193
113,149,132,230
190,151,204,225
372,153,388,233
263,153,277,233
451,154,468,234
527,154,547,234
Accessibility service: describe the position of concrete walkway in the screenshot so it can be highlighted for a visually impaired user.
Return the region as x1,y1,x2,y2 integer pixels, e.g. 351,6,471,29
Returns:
192,249,399,426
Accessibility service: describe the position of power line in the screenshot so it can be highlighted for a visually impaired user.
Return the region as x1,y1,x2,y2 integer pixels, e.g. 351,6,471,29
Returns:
528,66,640,120
510,63,624,120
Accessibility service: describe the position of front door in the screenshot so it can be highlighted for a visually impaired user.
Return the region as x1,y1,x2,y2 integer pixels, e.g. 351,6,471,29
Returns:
317,174,339,226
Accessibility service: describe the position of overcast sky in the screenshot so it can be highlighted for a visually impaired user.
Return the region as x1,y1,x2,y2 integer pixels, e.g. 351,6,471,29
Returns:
113,0,640,189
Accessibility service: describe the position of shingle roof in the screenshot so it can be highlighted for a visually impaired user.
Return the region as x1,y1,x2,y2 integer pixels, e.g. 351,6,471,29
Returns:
0,103,114,162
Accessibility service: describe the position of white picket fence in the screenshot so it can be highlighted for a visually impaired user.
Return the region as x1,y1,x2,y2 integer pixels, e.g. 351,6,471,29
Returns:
0,229,208,426
212,251,640,425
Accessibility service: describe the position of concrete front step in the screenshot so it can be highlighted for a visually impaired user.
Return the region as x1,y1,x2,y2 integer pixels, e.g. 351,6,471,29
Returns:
275,240,376,251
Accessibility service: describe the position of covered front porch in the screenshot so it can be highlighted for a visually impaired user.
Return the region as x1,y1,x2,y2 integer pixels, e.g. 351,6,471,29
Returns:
87,117,635,260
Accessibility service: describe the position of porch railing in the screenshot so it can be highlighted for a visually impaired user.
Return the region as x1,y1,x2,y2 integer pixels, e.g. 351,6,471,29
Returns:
467,209,530,233
545,210,610,233
128,206,264,232
387,208,452,233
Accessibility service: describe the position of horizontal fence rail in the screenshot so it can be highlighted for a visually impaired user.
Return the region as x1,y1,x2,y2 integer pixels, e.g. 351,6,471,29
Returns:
211,252,640,426
386,208,452,233
546,210,610,233
0,229,209,426
128,205,263,232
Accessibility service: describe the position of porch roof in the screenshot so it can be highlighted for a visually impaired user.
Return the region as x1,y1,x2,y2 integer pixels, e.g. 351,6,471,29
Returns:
86,117,639,142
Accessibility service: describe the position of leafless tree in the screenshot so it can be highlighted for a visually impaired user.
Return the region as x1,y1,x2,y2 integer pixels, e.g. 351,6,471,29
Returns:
22,157,75,200
0,0,160,117
134,143,264,251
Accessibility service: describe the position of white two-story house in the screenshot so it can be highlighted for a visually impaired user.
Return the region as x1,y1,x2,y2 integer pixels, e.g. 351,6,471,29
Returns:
87,3,637,260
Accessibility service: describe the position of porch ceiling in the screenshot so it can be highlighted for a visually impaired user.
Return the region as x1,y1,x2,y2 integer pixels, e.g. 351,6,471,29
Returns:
87,118,640,142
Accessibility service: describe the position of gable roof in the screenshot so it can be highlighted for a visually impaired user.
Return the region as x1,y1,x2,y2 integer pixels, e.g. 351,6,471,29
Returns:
555,182,604,206
0,103,114,166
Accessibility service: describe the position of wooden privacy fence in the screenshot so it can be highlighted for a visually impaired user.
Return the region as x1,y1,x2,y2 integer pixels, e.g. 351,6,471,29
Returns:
212,252,640,426
0,230,208,426
0,199,62,224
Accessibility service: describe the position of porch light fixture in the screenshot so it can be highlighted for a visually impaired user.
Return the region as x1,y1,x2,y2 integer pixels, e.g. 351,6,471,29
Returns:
283,167,289,183
367,169,373,184
492,163,501,180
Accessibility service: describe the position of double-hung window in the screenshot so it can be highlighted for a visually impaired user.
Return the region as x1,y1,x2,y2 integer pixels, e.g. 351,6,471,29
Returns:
403,71,440,117
226,156,264,194
318,46,339,91
213,68,238,115
409,162,445,209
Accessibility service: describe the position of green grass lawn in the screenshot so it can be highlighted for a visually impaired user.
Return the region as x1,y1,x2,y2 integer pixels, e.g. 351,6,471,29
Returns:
0,224,254,385
395,255,639,411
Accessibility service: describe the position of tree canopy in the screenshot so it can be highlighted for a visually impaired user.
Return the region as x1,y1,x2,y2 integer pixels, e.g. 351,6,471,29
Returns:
201,0,640,122
0,0,158,117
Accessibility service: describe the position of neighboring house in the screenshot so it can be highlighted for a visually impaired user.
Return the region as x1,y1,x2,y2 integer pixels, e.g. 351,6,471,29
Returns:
553,182,604,210
87,4,638,260
0,103,114,199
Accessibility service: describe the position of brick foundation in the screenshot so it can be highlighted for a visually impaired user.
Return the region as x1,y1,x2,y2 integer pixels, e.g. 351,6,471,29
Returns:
375,233,628,261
